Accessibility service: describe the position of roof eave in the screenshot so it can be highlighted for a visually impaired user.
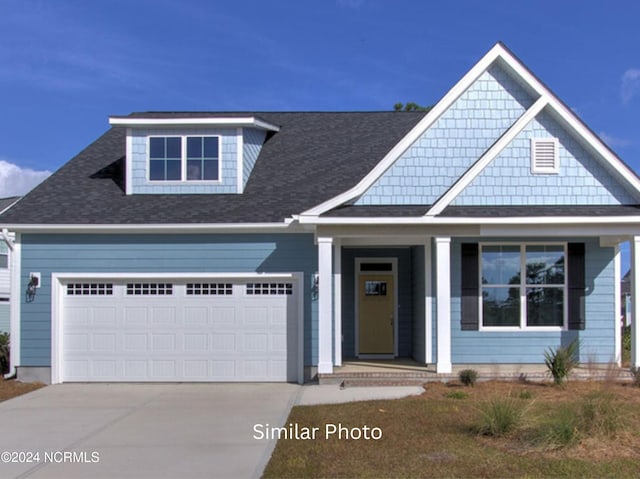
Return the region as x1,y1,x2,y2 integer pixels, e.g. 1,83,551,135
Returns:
108,116,281,132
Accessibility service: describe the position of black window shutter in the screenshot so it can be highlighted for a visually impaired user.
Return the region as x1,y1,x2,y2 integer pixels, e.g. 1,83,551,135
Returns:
567,242,586,330
461,243,479,331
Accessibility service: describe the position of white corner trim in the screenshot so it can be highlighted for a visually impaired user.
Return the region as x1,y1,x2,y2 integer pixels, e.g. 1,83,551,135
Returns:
109,117,280,132
301,43,510,217
614,244,622,366
5,233,20,378
237,128,244,193
125,128,133,195
427,96,548,216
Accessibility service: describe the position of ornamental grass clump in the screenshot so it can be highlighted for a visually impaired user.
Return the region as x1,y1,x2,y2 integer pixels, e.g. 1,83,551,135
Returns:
474,395,526,437
544,339,579,385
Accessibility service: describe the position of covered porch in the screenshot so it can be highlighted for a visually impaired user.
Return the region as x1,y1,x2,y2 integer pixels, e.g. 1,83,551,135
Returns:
314,224,640,379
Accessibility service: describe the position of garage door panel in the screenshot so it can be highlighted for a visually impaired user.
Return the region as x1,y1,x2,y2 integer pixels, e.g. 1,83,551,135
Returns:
124,360,147,378
184,307,208,326
124,307,148,326
123,333,147,352
184,333,208,351
61,277,297,382
93,333,117,352
212,333,236,351
212,307,236,326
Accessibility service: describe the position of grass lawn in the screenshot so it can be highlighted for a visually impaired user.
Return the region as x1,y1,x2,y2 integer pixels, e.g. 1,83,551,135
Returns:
0,377,45,402
263,380,640,478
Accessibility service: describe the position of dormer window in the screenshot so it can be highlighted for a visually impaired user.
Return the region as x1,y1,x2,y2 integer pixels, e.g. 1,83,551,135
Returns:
149,135,220,182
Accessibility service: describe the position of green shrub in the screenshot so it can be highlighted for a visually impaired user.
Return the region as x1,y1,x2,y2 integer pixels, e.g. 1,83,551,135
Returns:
446,391,468,400
0,333,9,375
458,369,478,387
475,396,526,437
544,339,579,385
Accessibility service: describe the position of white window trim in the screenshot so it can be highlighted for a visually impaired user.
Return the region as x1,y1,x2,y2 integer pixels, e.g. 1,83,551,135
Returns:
147,135,222,184
478,242,568,332
530,137,560,174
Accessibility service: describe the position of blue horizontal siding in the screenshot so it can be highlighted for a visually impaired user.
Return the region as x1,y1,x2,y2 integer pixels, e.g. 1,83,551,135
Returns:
20,233,318,367
449,237,616,364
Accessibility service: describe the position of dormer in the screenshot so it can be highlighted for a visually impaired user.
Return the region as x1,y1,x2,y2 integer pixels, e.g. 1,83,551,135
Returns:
109,114,280,195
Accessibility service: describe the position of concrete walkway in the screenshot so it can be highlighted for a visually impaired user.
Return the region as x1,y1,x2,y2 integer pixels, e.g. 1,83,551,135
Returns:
0,383,422,479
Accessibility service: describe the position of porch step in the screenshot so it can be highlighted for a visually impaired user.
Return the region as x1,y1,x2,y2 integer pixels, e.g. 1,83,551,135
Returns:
318,368,636,386
339,378,429,388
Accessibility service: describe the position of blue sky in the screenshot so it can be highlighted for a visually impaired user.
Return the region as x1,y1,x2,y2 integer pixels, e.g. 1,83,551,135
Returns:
0,0,638,197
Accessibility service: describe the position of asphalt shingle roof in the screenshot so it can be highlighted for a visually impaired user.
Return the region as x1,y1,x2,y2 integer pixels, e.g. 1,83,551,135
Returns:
0,112,425,224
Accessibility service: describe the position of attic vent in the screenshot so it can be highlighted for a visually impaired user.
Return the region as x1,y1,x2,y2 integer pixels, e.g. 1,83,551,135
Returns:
531,138,559,174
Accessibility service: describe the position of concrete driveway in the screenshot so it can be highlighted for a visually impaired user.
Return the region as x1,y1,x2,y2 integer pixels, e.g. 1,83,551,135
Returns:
0,383,300,479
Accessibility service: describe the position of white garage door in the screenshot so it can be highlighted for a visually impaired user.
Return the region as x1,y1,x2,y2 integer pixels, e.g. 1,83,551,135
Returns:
59,278,299,382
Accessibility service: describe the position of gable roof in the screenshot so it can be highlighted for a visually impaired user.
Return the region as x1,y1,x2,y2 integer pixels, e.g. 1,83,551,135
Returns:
300,42,640,219
0,112,424,226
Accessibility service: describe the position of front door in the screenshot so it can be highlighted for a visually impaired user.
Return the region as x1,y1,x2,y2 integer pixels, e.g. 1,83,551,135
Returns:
358,273,395,355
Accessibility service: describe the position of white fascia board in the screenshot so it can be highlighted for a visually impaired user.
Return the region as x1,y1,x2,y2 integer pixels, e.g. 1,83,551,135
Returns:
300,43,507,217
427,96,548,216
0,222,305,234
109,117,280,132
299,214,640,226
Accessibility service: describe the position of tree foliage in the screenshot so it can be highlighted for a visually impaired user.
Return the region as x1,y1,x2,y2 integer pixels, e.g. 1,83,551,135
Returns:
393,102,432,112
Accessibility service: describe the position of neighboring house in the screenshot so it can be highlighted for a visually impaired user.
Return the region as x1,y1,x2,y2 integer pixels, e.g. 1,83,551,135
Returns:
0,197,19,334
1,43,640,385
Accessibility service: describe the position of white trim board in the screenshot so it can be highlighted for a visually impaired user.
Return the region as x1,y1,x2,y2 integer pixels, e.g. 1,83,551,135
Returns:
109,116,280,132
301,42,640,217
0,222,310,234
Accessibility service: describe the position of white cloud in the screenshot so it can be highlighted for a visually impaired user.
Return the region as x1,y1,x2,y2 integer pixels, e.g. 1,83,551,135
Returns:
0,160,51,197
621,68,640,104
599,131,632,148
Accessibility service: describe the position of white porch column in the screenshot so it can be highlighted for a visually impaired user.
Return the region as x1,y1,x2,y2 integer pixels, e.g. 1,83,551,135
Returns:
424,239,433,365
435,236,452,373
317,237,334,374
333,239,342,367
631,236,640,368
614,244,622,366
